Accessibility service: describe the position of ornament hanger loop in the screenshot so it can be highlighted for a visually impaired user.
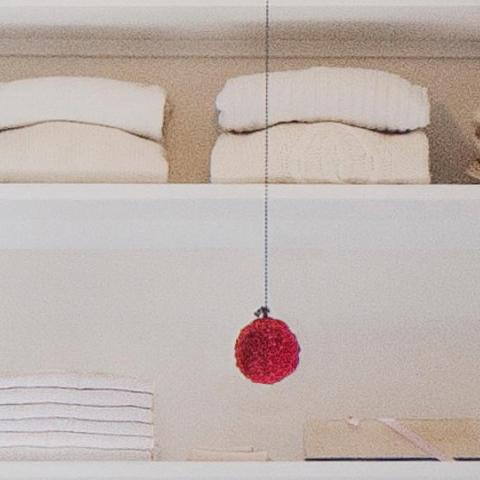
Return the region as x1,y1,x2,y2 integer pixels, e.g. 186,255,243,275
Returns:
254,306,270,318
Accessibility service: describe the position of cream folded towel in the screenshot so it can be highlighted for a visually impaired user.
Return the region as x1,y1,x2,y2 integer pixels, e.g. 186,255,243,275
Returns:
0,76,167,141
188,449,269,461
211,122,430,184
216,67,430,133
304,418,480,460
0,122,168,183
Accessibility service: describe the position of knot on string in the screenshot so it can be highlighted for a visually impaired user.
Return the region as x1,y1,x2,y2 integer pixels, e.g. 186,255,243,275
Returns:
254,306,270,318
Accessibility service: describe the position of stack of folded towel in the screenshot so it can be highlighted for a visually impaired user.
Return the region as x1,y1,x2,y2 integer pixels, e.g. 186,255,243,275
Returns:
304,417,480,461
188,446,269,461
0,76,168,183
0,372,154,460
211,67,431,184
465,107,480,180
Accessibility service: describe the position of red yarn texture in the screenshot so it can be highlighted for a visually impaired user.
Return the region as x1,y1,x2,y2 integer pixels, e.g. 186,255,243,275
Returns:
235,317,300,384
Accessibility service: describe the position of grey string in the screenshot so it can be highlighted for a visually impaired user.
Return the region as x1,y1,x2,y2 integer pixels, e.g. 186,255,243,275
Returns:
255,0,270,320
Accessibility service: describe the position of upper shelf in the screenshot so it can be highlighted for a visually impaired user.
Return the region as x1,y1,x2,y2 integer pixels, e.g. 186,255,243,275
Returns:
0,184,478,250
0,2,479,58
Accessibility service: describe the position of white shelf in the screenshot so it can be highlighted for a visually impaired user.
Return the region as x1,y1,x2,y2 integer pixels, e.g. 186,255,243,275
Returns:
0,461,479,480
0,184,478,250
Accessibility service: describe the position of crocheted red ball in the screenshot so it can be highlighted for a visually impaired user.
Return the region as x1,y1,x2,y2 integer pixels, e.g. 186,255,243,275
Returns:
235,317,300,384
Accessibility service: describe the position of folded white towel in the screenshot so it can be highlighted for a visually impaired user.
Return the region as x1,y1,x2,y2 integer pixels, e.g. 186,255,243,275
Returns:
0,122,168,183
0,389,152,409
188,449,269,461
216,67,430,133
0,76,167,141
211,122,430,184
0,446,152,461
0,431,153,450
0,372,153,394
0,404,153,424
0,446,152,462
0,418,153,437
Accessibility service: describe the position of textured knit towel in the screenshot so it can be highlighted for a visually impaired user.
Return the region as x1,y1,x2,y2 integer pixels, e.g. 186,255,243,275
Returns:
211,122,430,184
0,76,167,141
216,67,430,133
0,122,168,183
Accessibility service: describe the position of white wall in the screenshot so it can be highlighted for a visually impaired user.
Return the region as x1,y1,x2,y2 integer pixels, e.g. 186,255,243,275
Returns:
0,247,478,460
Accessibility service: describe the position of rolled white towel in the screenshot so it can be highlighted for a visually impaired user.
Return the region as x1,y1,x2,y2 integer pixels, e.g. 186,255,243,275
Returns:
0,76,167,141
0,404,153,424
216,67,430,133
0,122,168,183
0,446,152,461
211,122,430,185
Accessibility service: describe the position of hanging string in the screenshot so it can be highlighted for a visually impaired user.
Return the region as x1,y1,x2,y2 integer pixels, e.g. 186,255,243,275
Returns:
255,0,270,320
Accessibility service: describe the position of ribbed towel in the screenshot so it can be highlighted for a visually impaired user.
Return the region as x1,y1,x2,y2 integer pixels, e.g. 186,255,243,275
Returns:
211,122,430,184
216,67,430,133
0,122,168,183
0,76,167,141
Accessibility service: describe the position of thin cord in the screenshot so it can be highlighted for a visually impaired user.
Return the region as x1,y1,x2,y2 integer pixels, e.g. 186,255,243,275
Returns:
256,0,270,319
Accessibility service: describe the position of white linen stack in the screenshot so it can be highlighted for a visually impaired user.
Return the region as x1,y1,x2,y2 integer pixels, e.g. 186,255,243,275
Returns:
0,76,168,183
211,67,431,184
0,372,154,461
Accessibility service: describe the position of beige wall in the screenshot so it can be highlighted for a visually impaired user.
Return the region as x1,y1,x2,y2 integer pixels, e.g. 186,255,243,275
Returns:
0,54,479,183
1,248,479,460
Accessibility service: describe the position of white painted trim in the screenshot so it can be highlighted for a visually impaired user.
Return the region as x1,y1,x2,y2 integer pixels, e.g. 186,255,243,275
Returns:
0,184,479,250
0,461,479,479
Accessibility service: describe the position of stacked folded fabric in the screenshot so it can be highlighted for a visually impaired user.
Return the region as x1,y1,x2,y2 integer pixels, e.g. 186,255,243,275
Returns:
465,107,480,180
188,446,269,461
304,417,480,461
0,372,154,460
211,67,431,184
0,76,168,183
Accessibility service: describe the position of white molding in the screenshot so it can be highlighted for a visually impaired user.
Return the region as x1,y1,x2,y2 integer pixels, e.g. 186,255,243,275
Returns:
0,184,479,250
0,461,479,479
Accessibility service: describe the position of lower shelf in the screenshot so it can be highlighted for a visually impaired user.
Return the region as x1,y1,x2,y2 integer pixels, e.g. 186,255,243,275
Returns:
0,461,478,479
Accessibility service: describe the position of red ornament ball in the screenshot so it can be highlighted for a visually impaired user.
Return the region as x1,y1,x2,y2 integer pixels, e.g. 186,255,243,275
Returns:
235,317,300,384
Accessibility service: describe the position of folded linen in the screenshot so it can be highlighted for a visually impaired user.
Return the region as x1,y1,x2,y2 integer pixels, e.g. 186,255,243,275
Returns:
188,449,269,461
0,389,152,409
210,122,430,184
0,418,153,437
0,447,151,461
0,122,168,183
0,431,153,450
304,418,480,460
0,404,153,424
216,67,430,133
0,76,167,141
0,372,153,394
